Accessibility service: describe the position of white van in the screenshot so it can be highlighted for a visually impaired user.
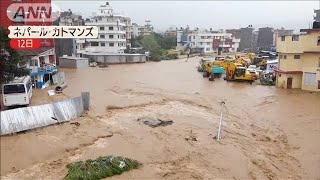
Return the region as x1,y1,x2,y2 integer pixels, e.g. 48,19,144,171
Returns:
2,76,33,107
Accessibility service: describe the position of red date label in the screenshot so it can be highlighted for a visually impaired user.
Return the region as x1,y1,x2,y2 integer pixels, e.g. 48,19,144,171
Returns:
10,39,41,49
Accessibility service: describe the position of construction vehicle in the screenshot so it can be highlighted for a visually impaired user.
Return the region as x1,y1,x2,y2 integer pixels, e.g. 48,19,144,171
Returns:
202,61,225,81
240,53,255,62
222,62,255,84
234,57,249,67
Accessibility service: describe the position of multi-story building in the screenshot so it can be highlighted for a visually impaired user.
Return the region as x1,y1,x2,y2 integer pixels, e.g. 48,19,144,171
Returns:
164,28,177,37
84,2,132,54
54,10,85,58
257,27,274,50
132,21,153,37
0,0,57,88
273,28,294,47
276,28,320,92
177,28,240,53
227,25,254,52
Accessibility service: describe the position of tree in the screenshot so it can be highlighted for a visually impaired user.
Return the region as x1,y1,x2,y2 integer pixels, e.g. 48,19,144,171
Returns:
140,35,162,60
0,26,30,84
153,33,176,50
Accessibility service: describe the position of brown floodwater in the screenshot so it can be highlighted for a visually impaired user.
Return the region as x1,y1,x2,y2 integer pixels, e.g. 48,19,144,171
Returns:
1,57,320,179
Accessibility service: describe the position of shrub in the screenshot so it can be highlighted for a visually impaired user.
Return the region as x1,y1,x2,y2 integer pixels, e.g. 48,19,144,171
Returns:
65,156,141,180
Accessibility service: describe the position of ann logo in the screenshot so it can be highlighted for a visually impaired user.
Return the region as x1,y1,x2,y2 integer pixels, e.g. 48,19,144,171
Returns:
7,3,60,22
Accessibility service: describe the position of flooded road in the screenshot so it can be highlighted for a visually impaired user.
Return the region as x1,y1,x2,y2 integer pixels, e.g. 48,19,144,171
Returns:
1,57,320,179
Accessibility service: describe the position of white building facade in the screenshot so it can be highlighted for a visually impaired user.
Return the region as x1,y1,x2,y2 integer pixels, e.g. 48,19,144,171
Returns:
177,30,240,53
84,2,132,54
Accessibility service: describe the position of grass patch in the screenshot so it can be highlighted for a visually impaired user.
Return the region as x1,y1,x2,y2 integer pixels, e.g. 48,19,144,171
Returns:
65,156,141,180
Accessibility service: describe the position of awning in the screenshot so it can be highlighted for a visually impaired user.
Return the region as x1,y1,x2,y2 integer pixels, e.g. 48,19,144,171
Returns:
275,69,303,74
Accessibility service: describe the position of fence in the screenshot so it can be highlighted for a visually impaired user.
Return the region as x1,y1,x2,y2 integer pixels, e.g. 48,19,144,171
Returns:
0,92,90,135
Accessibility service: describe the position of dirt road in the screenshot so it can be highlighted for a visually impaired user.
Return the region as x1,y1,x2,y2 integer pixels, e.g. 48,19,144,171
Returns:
1,57,320,179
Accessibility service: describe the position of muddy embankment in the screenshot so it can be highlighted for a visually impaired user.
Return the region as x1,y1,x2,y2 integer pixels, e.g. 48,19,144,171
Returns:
1,57,320,179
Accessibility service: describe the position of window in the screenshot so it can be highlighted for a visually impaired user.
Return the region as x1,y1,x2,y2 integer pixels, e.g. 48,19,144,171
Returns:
3,84,25,94
318,36,320,46
281,36,285,41
292,35,299,41
109,35,114,39
101,43,105,46
100,26,104,31
109,43,114,47
118,35,120,39
200,42,203,45
118,43,120,46
193,36,195,39
109,26,114,30
304,72,316,86
201,36,204,39
91,42,99,46
318,81,320,89
206,42,210,45
318,58,320,68
283,55,287,59
294,55,300,59
279,55,283,59
100,35,105,39
98,17,102,21
206,47,210,51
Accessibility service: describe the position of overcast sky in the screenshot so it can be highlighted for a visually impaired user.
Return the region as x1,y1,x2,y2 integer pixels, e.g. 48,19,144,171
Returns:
52,1,319,32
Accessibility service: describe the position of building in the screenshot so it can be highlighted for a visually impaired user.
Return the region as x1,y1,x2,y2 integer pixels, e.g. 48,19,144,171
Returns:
132,21,154,37
257,27,274,51
0,0,57,88
18,48,57,88
315,9,320,22
54,10,85,59
84,2,132,54
276,28,320,91
226,25,254,52
177,28,240,53
164,28,177,37
273,28,294,46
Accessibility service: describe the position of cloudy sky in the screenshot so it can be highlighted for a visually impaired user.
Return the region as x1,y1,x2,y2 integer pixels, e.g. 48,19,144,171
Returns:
52,1,319,32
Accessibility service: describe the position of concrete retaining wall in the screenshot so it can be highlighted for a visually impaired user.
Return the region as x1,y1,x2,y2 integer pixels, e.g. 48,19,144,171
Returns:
84,54,146,64
0,96,85,135
59,57,89,68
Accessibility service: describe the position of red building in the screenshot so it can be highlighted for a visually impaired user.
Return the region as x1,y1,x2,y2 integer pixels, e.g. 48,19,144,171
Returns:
0,0,54,47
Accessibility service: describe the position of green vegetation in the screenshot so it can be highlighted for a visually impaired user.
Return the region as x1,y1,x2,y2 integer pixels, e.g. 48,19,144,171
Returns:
131,33,178,61
0,26,30,84
65,156,141,180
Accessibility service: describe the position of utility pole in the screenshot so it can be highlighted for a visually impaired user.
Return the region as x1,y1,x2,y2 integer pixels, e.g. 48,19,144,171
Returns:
217,100,225,141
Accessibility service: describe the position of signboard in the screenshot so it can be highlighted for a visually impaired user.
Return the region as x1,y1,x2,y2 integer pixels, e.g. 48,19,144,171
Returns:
267,63,278,73
212,39,220,49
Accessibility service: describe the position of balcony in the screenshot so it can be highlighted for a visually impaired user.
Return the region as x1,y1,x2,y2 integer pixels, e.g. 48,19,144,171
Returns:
76,39,85,44
85,22,126,27
30,65,57,76
99,30,126,34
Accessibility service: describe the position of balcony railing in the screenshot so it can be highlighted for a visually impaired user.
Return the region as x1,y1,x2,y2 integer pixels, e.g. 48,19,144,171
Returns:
30,65,57,75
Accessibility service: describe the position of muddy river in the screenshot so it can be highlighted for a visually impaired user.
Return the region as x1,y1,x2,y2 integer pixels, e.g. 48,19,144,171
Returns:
1,57,320,179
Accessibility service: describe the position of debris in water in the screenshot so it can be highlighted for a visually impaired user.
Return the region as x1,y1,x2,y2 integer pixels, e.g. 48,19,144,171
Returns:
70,122,80,126
47,90,55,96
185,130,197,141
143,118,174,128
65,156,141,180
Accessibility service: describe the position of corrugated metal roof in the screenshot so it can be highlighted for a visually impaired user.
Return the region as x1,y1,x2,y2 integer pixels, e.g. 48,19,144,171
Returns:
17,47,53,56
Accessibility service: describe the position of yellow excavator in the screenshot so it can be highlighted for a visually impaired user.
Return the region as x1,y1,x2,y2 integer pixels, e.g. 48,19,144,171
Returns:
234,57,249,67
223,62,255,84
240,53,255,62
